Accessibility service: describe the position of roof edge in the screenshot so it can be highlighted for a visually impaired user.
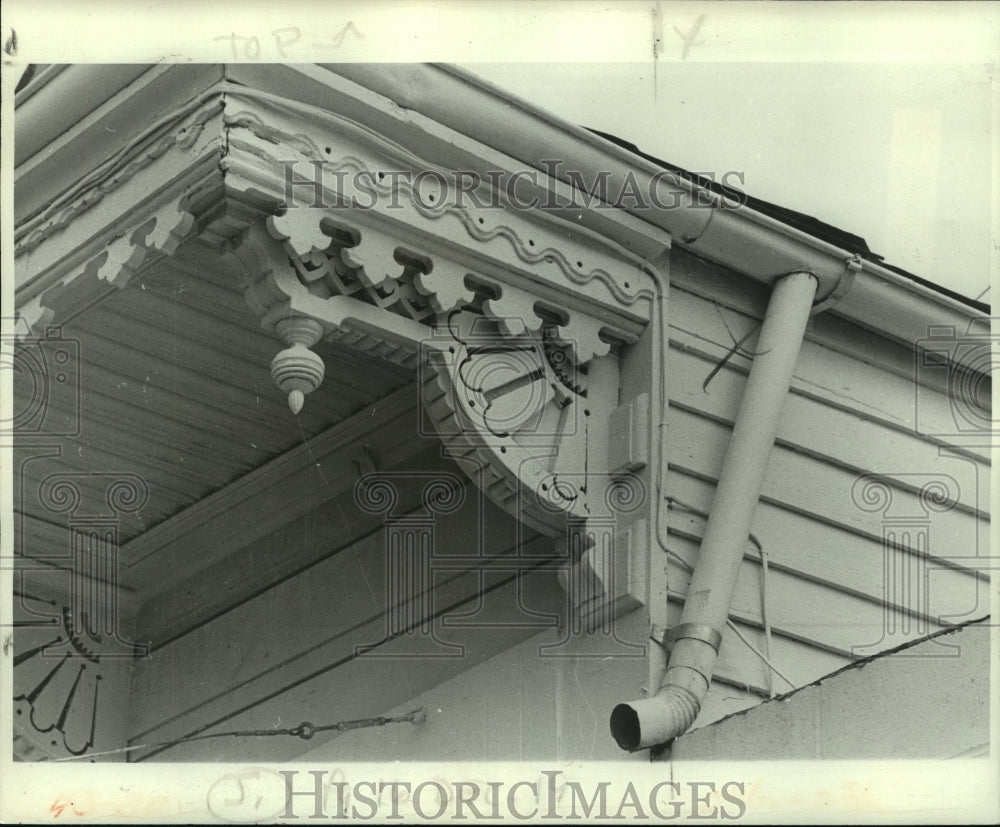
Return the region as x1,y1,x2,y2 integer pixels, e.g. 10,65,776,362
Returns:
16,62,990,367
434,64,986,308
324,62,985,359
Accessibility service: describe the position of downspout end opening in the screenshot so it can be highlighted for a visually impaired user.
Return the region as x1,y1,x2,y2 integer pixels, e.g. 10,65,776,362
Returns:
610,703,642,752
609,684,702,752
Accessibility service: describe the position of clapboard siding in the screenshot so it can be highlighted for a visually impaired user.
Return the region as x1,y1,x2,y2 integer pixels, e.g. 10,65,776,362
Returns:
666,536,947,656
670,249,959,392
667,407,983,554
670,345,986,512
665,473,986,622
668,268,990,463
659,270,991,695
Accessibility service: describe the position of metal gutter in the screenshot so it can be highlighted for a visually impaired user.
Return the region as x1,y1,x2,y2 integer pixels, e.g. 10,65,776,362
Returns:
12,64,65,105
328,63,987,370
13,64,153,166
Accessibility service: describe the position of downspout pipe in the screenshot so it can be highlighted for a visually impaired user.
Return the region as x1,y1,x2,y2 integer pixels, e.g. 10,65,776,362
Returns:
610,270,819,752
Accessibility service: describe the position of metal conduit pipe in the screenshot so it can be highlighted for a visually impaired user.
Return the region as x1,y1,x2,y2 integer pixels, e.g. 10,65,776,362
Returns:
610,270,819,752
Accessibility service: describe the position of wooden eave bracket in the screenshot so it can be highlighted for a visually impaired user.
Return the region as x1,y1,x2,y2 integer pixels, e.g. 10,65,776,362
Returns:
207,120,660,630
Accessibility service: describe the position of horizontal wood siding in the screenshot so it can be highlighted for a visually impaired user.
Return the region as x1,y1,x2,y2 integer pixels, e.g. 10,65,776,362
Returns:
659,250,991,710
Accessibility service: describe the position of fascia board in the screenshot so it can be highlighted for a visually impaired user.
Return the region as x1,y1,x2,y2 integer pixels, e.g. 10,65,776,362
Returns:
15,64,151,166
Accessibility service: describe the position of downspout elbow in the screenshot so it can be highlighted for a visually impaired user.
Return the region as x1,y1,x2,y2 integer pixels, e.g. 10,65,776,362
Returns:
611,626,722,750
611,684,702,752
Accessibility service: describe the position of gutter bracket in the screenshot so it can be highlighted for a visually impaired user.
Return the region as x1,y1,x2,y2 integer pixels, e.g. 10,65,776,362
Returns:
811,254,862,316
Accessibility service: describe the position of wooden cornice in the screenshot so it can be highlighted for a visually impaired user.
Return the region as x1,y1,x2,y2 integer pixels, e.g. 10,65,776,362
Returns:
14,66,660,655
219,96,656,335
14,523,140,621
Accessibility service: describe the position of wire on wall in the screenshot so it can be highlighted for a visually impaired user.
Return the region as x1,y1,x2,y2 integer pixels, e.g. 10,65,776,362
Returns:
53,708,426,763
664,497,793,693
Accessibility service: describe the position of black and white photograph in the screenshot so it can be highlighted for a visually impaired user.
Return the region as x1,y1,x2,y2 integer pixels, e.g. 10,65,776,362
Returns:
1,1,997,823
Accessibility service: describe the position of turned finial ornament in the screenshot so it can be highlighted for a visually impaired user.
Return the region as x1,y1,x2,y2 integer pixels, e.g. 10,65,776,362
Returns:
270,316,326,414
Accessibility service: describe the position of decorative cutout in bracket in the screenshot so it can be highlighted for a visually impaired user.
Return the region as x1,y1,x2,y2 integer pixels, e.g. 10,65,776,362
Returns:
15,202,197,340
